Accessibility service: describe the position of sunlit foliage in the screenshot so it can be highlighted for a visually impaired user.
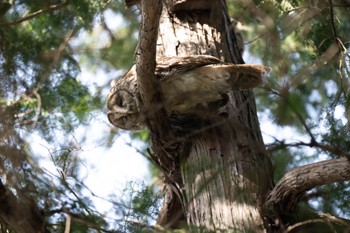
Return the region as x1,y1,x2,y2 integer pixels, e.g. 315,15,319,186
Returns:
229,0,350,220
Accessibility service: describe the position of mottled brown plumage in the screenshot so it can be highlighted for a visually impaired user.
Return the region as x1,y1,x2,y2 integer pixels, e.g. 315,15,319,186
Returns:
107,55,268,130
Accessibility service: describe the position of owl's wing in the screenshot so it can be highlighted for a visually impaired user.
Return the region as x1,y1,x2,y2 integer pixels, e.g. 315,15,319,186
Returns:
156,55,222,78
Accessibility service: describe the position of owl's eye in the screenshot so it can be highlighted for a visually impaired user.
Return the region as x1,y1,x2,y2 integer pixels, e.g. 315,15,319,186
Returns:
117,96,125,107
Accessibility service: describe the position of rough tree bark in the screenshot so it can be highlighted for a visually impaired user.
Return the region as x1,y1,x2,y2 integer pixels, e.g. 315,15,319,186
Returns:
266,157,350,215
131,0,350,232
135,0,273,232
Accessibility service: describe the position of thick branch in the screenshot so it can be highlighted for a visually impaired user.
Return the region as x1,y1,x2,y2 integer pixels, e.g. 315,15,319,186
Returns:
265,157,350,214
136,0,169,137
135,1,184,228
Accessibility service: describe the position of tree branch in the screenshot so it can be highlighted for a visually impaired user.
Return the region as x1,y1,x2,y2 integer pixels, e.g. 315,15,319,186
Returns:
266,136,350,158
265,157,350,215
0,0,69,26
136,0,169,137
134,1,186,229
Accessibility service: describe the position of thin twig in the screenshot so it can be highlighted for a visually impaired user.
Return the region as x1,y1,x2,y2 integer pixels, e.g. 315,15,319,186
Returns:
320,213,350,228
328,0,338,39
0,0,69,26
64,214,71,233
284,219,328,233
266,137,350,158
31,89,41,128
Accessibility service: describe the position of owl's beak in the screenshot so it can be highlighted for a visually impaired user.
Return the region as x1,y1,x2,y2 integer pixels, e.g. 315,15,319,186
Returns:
107,110,134,124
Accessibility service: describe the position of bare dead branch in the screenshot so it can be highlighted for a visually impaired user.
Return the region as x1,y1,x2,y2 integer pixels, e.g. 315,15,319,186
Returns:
320,213,350,228
60,208,117,233
267,136,350,158
283,212,350,233
64,214,71,233
265,157,350,215
284,219,330,233
126,219,166,232
0,0,69,26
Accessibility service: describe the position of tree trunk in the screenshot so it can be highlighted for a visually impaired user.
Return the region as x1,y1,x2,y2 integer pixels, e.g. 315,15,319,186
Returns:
0,180,46,233
135,0,274,232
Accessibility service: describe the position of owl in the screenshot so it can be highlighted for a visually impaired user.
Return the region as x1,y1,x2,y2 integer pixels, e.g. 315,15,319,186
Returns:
107,55,268,130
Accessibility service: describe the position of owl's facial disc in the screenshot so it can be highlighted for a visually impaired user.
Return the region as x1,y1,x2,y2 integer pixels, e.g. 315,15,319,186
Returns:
107,111,143,130
107,88,145,130
107,89,139,113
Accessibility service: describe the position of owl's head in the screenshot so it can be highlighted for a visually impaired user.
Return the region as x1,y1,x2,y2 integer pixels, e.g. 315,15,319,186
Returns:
107,66,146,130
